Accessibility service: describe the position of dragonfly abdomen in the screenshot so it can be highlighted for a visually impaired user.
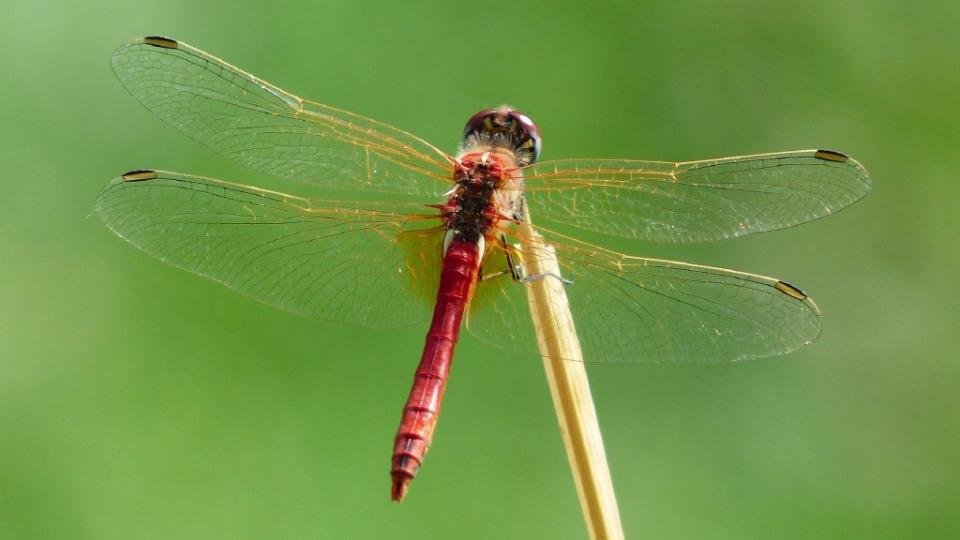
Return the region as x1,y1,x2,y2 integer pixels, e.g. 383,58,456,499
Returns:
391,239,481,502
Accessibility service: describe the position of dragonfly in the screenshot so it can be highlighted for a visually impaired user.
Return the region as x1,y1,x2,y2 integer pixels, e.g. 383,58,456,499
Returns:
97,36,870,502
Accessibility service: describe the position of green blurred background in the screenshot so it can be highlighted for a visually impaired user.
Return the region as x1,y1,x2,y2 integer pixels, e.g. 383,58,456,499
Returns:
2,1,957,538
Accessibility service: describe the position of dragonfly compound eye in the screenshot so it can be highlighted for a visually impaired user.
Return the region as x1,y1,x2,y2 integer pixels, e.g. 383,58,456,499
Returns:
461,107,542,166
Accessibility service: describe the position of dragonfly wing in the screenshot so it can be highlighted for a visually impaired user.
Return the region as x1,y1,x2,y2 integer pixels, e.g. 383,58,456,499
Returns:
525,150,870,243
467,227,821,363
96,170,444,328
467,239,539,355
112,37,453,197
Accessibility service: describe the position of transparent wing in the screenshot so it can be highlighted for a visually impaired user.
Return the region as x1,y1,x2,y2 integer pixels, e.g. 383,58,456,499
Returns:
468,226,821,364
111,37,453,197
96,170,445,328
524,150,870,243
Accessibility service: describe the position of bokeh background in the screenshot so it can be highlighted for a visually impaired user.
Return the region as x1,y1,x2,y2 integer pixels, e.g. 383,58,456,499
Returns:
2,1,957,539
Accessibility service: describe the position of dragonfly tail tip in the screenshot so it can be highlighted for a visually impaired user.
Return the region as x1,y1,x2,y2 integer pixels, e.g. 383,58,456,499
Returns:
391,477,410,502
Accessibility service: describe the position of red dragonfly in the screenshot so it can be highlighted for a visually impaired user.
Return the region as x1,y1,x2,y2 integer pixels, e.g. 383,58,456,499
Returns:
98,37,870,502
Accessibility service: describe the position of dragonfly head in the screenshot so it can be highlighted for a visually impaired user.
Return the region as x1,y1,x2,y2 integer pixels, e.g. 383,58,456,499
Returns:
460,107,541,166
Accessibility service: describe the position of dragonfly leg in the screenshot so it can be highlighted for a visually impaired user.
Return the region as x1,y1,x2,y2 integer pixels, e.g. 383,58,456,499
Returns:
504,235,523,281
477,234,573,285
506,235,573,285
479,234,522,282
518,271,574,285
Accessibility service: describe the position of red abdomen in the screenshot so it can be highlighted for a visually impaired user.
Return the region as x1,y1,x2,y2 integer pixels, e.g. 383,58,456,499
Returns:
390,239,480,502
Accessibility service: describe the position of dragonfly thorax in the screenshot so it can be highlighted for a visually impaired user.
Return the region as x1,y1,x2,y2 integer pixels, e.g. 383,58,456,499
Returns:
442,151,523,250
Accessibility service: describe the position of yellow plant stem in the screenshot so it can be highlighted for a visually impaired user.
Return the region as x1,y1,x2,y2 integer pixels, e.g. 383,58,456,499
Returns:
518,212,624,540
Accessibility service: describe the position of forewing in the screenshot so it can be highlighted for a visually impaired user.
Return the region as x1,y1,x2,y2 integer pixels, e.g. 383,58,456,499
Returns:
96,170,444,328
111,37,453,197
467,228,821,363
525,150,870,243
